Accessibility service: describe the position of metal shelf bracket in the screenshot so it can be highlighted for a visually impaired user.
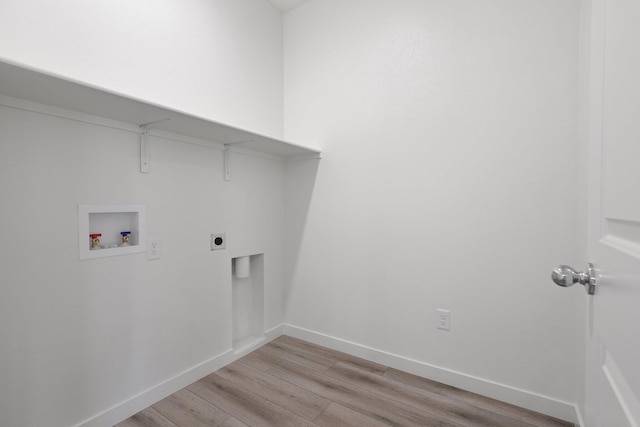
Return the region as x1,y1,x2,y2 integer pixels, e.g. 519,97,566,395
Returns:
139,119,170,173
224,144,231,181
223,140,252,181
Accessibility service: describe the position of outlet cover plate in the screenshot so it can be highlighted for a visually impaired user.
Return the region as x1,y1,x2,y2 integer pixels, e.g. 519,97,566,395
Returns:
437,308,450,331
147,239,161,260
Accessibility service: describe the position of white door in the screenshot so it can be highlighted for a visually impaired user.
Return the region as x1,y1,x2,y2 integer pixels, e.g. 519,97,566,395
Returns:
582,0,640,425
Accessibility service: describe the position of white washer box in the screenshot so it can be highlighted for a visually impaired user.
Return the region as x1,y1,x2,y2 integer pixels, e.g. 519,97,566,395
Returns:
78,204,146,260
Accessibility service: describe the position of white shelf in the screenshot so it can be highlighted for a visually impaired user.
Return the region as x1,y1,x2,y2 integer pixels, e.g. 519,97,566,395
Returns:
0,59,321,159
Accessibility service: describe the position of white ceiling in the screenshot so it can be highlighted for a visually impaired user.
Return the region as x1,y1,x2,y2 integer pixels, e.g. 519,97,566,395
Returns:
267,0,311,12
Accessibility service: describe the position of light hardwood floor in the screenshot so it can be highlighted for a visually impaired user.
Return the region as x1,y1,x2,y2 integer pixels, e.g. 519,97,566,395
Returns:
116,336,574,427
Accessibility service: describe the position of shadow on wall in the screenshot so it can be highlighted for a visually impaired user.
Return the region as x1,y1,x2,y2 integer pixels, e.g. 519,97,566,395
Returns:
283,158,320,313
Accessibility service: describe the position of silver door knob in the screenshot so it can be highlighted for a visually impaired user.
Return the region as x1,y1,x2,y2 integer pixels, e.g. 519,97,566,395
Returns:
551,263,596,295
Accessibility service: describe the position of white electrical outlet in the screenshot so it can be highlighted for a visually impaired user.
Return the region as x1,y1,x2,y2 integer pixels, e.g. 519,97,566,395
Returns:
437,309,450,331
147,239,161,260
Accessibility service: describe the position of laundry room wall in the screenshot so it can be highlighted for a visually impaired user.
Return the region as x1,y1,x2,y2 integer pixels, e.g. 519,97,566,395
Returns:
0,1,288,426
283,0,584,420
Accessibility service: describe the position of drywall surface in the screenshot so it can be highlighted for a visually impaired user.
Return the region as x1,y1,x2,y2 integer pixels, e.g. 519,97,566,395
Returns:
284,0,584,407
0,0,283,138
0,102,285,426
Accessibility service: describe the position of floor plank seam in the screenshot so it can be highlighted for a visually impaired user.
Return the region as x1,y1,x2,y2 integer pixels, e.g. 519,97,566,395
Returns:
218,362,330,425
237,359,334,418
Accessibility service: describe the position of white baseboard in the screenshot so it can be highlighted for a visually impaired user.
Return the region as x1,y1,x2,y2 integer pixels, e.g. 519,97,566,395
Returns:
74,323,285,427
265,323,286,341
282,324,583,425
73,322,583,427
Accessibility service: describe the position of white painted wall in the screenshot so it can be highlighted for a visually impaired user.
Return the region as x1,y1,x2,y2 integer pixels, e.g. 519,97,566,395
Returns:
0,0,588,424
0,100,286,427
284,0,584,413
0,0,284,138
0,1,286,426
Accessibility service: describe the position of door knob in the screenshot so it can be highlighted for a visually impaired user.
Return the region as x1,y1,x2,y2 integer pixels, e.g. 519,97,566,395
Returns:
551,263,596,295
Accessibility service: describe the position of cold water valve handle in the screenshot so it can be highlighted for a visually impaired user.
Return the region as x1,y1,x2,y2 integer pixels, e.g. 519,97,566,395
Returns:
120,231,131,246
551,263,596,295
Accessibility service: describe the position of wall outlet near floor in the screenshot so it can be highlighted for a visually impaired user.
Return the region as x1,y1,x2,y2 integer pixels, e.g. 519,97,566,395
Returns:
437,309,450,331
147,239,161,260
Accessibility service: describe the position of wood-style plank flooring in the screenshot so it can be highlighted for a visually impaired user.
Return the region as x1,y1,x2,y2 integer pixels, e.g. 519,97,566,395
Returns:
116,336,574,427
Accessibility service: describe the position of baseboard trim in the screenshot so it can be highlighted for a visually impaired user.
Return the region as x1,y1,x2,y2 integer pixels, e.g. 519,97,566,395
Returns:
232,323,285,357
75,323,285,427
282,324,582,425
74,322,583,426
265,323,286,341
